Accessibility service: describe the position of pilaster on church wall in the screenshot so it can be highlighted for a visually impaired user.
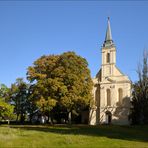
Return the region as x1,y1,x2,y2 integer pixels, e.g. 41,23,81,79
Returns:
100,85,105,107
92,78,100,107
110,85,116,106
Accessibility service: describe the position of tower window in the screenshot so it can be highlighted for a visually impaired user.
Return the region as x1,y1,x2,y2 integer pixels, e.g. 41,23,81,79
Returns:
118,88,123,104
106,53,110,63
107,89,111,106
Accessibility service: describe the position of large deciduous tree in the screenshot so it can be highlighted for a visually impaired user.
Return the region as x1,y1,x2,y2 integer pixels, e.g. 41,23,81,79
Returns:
27,51,93,123
130,50,148,124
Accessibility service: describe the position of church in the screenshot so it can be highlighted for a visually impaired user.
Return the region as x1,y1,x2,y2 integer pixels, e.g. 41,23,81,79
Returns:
89,18,131,125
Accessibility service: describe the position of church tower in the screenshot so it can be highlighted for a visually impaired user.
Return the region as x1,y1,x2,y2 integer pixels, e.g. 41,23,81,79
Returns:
89,18,131,125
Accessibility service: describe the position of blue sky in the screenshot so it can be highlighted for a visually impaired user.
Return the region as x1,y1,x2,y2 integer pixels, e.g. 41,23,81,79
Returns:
0,1,148,86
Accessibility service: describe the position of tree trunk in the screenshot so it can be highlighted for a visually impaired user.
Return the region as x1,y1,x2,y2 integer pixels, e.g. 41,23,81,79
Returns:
16,113,19,122
29,113,33,123
47,114,50,123
20,114,25,124
68,111,72,124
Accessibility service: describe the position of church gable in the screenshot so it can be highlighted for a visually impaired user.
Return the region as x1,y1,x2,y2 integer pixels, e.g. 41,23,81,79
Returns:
114,66,124,76
96,69,101,81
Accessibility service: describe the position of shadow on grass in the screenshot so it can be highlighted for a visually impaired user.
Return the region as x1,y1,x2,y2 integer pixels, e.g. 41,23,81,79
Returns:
10,124,148,143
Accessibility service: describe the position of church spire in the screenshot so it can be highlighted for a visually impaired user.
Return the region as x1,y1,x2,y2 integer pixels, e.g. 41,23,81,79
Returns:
105,17,112,41
103,17,114,47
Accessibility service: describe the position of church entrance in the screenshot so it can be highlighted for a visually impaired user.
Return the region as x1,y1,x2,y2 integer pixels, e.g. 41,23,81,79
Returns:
105,111,112,124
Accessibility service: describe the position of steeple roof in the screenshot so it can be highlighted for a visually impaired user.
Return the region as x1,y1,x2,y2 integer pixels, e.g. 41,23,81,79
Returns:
103,17,114,47
105,17,112,41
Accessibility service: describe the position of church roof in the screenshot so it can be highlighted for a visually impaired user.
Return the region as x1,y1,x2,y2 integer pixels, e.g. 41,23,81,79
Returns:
103,17,114,48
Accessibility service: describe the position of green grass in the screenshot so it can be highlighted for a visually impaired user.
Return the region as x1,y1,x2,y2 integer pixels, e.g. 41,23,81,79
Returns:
0,124,148,148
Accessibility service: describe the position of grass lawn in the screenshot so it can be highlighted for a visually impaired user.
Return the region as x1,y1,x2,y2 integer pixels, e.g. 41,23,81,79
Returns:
0,124,148,148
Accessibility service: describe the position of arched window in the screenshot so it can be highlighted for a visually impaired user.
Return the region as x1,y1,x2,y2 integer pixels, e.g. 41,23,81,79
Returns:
107,89,111,106
106,53,110,63
118,88,123,104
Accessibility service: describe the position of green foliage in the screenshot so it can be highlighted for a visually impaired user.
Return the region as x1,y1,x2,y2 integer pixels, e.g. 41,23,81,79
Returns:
27,51,93,122
0,99,14,120
130,51,148,124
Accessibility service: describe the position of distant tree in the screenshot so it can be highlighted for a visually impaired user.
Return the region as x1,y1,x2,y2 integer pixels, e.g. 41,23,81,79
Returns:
0,99,14,121
0,84,9,101
8,78,29,123
130,50,148,124
27,52,93,124
0,84,14,121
